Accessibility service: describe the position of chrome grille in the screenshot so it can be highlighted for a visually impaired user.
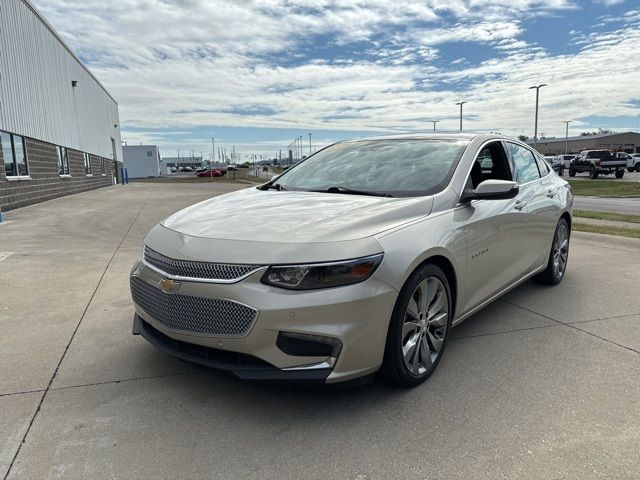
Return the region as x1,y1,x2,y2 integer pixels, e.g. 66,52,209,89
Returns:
144,247,261,280
130,277,258,336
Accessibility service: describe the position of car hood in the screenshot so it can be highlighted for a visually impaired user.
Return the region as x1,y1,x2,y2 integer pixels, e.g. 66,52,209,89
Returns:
161,187,433,243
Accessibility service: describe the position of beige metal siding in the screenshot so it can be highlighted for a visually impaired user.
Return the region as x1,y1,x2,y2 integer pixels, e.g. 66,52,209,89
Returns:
0,0,121,160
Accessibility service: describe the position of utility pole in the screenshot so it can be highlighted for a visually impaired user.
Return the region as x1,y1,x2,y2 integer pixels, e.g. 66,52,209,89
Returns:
430,120,439,131
529,84,547,147
456,102,466,132
563,120,572,154
211,138,215,164
308,133,312,156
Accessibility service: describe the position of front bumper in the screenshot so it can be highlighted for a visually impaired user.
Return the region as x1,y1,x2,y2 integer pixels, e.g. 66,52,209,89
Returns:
130,259,398,383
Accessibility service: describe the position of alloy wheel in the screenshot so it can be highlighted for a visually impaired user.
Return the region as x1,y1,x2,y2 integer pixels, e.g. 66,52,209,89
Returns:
401,276,448,376
552,223,569,278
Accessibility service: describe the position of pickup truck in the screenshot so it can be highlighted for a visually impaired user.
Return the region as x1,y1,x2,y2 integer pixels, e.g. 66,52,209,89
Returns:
569,150,626,179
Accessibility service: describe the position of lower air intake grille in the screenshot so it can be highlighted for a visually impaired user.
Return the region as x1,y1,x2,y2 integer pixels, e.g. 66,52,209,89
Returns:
130,277,257,336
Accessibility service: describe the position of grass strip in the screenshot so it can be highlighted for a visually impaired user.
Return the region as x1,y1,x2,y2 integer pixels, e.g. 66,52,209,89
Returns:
573,222,640,239
573,209,640,224
568,180,640,197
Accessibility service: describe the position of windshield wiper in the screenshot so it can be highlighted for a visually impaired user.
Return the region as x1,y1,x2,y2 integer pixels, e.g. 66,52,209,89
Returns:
319,186,393,197
259,183,286,191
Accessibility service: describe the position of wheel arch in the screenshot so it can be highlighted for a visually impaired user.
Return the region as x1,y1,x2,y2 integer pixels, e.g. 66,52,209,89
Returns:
406,253,459,321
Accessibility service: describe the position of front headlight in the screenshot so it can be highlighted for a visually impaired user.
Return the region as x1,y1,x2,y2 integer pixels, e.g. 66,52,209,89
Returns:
261,254,384,290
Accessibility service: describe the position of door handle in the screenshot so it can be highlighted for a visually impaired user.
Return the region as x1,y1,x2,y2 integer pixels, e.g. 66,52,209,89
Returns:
514,200,526,211
546,189,556,198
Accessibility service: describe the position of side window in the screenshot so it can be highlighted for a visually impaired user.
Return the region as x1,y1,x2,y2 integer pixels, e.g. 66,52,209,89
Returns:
1,131,29,177
507,143,540,184
84,153,92,175
535,155,549,176
57,146,70,175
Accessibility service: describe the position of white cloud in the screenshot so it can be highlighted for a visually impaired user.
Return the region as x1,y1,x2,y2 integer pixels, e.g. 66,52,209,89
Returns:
30,0,640,153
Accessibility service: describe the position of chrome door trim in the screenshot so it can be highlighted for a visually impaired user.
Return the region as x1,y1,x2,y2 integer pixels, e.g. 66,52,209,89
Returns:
452,263,546,327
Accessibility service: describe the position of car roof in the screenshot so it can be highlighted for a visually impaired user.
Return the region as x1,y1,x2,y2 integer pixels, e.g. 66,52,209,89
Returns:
340,132,514,143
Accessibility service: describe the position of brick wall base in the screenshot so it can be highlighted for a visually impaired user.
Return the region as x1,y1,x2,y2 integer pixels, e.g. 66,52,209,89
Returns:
0,137,122,212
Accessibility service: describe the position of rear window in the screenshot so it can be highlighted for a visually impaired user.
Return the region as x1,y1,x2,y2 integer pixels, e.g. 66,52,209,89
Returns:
587,151,611,158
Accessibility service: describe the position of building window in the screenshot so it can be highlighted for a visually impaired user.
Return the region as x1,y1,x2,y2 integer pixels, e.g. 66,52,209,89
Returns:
100,157,106,175
1,130,29,177
57,146,70,175
83,152,92,174
147,150,153,157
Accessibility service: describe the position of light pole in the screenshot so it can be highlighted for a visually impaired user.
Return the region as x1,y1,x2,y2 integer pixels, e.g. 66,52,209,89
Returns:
563,120,572,154
211,138,215,165
456,102,466,132
308,133,312,156
430,120,439,132
529,84,547,147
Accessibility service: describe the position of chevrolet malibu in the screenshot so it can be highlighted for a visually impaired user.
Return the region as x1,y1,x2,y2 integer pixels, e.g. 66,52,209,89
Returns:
130,133,572,387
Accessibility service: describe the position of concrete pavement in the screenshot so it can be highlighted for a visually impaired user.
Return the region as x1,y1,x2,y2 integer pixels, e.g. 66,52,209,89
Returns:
1,183,639,480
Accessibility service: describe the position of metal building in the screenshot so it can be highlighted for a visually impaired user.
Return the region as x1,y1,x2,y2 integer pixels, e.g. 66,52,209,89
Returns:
0,0,123,211
123,145,161,178
529,131,640,155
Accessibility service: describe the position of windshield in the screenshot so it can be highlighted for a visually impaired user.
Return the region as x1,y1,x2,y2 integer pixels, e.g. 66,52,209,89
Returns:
273,139,468,197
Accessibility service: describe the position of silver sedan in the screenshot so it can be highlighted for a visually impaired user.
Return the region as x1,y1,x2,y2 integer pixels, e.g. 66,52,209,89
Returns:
130,133,572,387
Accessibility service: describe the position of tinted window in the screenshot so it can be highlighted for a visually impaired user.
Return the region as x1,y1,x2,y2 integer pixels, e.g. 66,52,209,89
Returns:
537,156,550,175
2,131,29,177
507,143,540,184
587,151,610,158
58,146,70,175
1,132,12,176
275,139,468,197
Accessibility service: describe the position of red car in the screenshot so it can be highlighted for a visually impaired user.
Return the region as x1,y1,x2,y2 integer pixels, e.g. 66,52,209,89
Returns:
197,169,222,177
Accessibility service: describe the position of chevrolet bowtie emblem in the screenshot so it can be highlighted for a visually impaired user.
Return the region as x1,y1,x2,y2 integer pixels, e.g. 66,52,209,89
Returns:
159,278,181,293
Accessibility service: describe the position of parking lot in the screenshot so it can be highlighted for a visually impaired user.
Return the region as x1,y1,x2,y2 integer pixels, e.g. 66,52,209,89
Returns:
1,183,639,479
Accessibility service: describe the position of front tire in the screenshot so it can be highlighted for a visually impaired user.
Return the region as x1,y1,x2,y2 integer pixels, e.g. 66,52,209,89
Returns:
569,166,576,177
635,164,640,173
532,218,570,285
381,264,452,388
589,165,598,179
615,169,624,179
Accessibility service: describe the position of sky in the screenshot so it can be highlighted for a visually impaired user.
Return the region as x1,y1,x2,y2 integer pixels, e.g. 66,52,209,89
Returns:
32,0,640,161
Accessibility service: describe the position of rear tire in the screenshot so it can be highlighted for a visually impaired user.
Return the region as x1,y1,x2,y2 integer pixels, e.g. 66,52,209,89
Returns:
532,218,570,285
589,166,598,179
628,168,635,173
636,164,640,173
381,264,452,388
615,169,624,179
569,167,576,177
558,167,564,176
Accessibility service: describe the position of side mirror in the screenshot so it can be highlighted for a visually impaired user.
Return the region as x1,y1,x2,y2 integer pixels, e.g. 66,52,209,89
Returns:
461,179,519,203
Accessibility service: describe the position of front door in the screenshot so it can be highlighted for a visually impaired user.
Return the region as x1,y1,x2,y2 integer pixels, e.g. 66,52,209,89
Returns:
460,141,532,314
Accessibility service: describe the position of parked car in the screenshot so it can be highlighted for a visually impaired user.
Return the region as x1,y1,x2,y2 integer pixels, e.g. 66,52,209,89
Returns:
227,166,239,172
179,166,193,172
556,154,576,169
612,152,639,173
629,153,640,173
131,133,572,388
569,150,626,179
169,167,178,173
543,156,564,176
196,169,222,177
